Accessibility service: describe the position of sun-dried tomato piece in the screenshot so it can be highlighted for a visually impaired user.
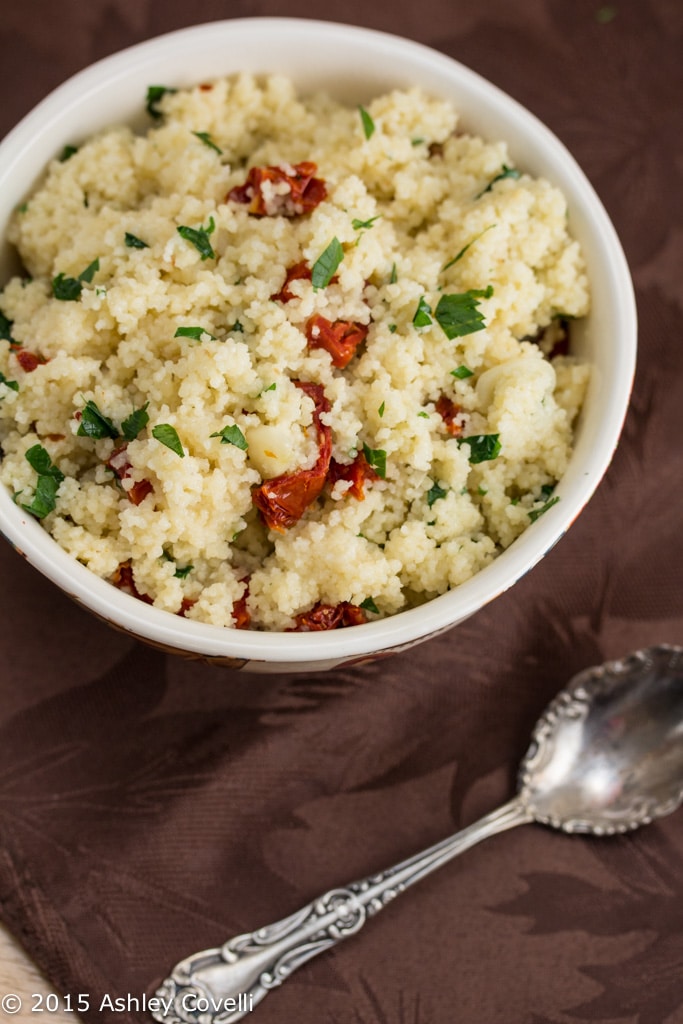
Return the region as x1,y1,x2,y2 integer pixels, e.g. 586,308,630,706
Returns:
107,445,154,506
111,560,153,604
328,450,379,500
15,350,47,373
435,395,464,437
305,315,369,369
227,161,327,217
271,262,312,302
288,601,368,631
231,577,251,629
252,381,332,532
178,597,197,617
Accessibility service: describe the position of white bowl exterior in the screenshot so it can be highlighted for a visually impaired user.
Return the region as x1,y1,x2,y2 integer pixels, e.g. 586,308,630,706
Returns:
0,19,637,670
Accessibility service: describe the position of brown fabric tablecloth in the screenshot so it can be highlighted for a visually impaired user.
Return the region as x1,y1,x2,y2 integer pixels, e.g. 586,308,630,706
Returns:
1,1,682,1022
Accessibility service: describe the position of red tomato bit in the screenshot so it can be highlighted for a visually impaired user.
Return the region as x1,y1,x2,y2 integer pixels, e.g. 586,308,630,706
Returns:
15,350,47,373
231,577,251,629
305,314,369,369
328,450,379,500
252,381,332,532
227,161,327,217
107,445,154,506
271,261,312,302
111,561,153,604
435,395,464,437
178,597,197,617
289,601,368,631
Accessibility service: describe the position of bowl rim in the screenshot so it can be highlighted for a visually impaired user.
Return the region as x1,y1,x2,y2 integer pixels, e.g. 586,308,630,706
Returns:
0,17,637,663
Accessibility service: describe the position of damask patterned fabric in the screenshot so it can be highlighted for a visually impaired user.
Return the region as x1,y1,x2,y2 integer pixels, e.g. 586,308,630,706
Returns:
1,2,682,1022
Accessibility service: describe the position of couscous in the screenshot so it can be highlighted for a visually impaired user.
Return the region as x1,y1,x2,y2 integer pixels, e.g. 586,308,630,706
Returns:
0,75,589,630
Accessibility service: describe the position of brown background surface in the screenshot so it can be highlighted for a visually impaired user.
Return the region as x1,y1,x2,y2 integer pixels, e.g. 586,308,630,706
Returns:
1,1,682,1022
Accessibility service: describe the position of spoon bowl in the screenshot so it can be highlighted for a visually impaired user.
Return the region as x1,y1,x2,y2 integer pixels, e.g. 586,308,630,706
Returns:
153,644,683,1024
521,645,683,833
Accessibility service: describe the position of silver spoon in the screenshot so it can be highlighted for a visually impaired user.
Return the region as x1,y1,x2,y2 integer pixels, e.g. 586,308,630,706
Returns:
152,644,683,1024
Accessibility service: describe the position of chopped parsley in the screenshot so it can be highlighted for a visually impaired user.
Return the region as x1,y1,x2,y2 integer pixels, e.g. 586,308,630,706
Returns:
152,424,185,457
175,326,216,341
352,215,381,230
210,424,248,450
477,164,521,198
262,382,277,393
434,287,493,339
177,217,216,260
451,365,474,379
458,433,501,464
427,481,448,507
378,401,386,418
0,311,15,343
52,258,100,301
529,495,560,522
411,137,425,146
173,563,194,579
360,596,380,614
193,131,222,154
77,399,119,440
121,403,150,442
388,324,397,334
22,444,65,519
417,410,430,419
442,224,496,270
79,259,100,283
311,237,344,290
0,372,19,393
59,145,78,162
362,442,387,479
231,320,244,333
358,105,375,140
412,295,433,328
146,85,177,119
125,232,149,249
389,262,398,284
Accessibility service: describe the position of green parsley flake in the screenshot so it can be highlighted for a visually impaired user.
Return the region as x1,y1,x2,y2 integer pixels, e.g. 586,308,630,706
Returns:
389,262,398,284
388,324,397,334
231,321,244,333
434,287,493,339
529,495,560,522
412,296,433,328
427,481,448,507
360,596,380,614
175,326,216,341
451,365,474,379
193,131,222,154
362,442,387,479
174,564,194,579
125,232,149,249
77,399,119,440
210,424,248,450
442,224,496,270
378,401,386,418
311,237,344,289
477,164,521,198
121,403,150,442
417,411,430,419
146,85,177,119
0,311,15,343
59,145,78,162
352,215,381,230
22,445,65,519
458,433,501,464
52,259,100,301
177,217,216,260
0,371,19,393
358,105,375,140
152,424,185,457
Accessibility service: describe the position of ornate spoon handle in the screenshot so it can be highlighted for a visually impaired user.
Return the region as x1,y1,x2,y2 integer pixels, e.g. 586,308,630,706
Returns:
153,798,531,1024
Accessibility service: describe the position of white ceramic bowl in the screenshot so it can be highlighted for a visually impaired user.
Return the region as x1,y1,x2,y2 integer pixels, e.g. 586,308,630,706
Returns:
0,18,636,672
